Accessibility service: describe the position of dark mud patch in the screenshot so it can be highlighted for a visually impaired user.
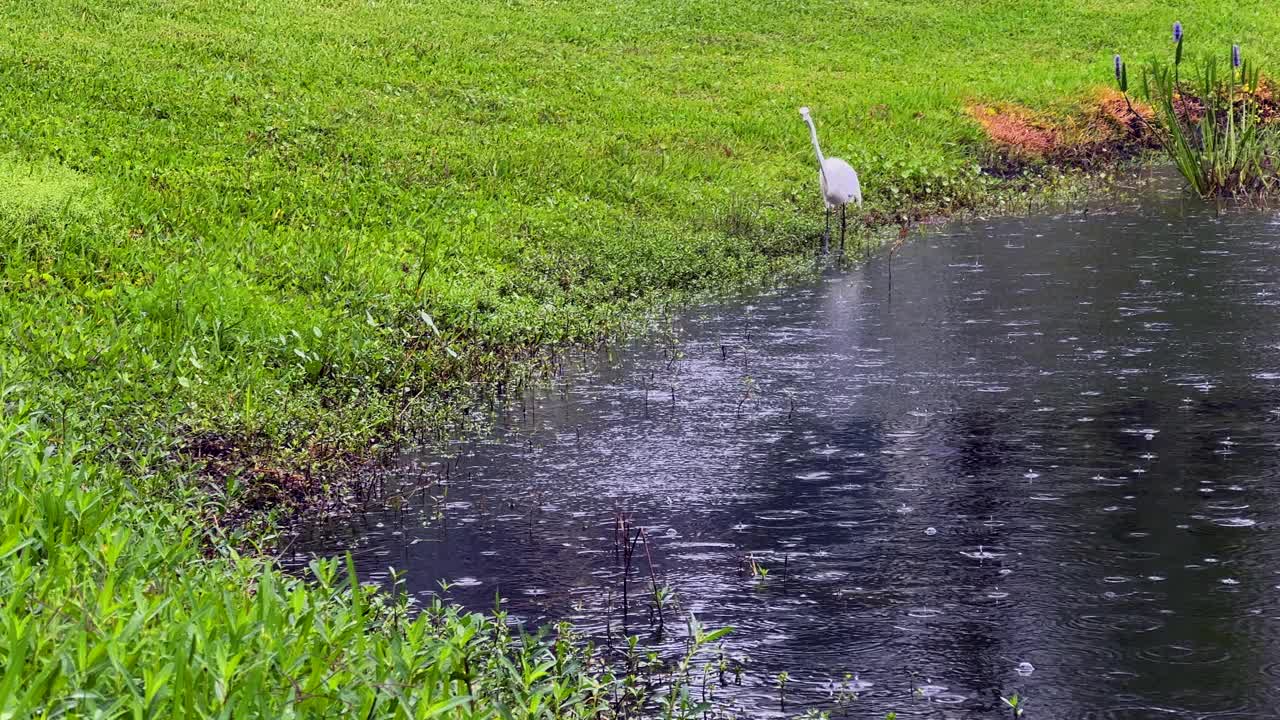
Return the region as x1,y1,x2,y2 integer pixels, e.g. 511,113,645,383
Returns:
181,431,376,538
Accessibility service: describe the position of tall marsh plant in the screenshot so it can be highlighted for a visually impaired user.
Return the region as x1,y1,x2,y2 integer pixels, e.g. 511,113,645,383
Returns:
1115,24,1279,196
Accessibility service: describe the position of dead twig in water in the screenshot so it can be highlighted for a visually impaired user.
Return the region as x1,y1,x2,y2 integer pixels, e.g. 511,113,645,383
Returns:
636,527,666,635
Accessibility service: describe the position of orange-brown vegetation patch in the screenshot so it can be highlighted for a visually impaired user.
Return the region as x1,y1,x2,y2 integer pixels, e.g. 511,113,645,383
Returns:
970,89,1157,175
970,104,1060,157
1249,80,1280,124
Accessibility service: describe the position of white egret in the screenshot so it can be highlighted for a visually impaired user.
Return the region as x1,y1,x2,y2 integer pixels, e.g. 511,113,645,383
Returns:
799,106,862,254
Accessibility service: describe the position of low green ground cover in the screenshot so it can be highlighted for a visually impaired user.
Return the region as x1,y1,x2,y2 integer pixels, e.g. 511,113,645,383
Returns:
2,1,1279,716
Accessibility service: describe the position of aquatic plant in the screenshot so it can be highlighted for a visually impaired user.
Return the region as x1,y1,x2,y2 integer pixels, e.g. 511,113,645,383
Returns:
614,512,643,625
1002,691,1027,718
830,673,861,715
651,583,676,631
613,511,672,635
1115,26,1279,196
776,671,791,710
658,615,735,719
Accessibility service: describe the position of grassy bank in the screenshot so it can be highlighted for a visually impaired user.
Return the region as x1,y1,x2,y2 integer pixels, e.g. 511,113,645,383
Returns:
3,0,1280,716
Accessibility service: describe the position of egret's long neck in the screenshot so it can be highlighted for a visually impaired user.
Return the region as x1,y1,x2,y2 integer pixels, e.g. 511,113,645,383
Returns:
803,115,826,167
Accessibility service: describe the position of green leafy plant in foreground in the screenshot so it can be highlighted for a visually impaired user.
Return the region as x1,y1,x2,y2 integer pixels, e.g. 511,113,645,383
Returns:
0,402,627,718
1116,23,1280,196
657,615,734,719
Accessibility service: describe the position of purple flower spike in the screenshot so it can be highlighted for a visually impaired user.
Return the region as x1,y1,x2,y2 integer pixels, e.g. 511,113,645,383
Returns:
1233,44,1242,69
1173,21,1182,42
1114,54,1123,81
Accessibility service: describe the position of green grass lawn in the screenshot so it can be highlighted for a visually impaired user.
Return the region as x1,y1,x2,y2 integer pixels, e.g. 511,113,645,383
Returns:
3,1,1279,716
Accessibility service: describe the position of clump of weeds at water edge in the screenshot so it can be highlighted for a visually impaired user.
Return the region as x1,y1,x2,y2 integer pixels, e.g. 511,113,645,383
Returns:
1117,21,1280,196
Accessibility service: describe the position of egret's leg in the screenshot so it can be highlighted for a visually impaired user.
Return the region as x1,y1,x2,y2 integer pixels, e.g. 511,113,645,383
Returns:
823,208,831,255
839,205,847,255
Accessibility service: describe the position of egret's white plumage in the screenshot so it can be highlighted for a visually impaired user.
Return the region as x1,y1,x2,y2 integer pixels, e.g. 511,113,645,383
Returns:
799,106,861,253
816,157,862,209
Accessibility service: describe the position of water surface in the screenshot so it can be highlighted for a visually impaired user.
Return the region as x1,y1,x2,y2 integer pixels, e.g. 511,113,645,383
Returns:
292,189,1280,718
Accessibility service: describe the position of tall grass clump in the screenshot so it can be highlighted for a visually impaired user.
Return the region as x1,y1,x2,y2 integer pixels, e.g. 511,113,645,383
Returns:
1115,24,1280,196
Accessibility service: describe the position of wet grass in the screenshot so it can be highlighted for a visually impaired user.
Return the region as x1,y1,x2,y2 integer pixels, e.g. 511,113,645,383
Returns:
4,0,1280,716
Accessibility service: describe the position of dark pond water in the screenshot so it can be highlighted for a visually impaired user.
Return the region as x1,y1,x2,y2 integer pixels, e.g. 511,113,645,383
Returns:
290,188,1280,718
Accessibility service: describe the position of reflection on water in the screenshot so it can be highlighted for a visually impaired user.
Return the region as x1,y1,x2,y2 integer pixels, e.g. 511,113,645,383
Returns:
290,189,1280,717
